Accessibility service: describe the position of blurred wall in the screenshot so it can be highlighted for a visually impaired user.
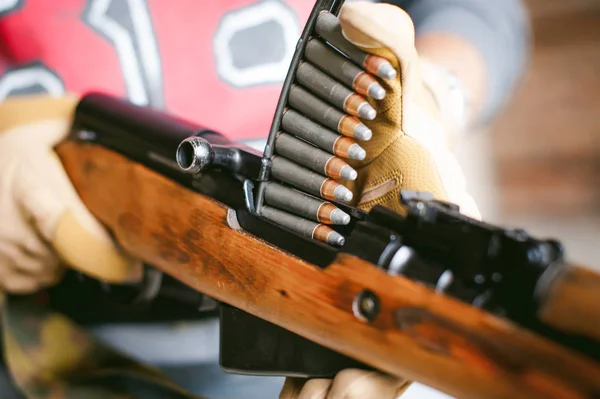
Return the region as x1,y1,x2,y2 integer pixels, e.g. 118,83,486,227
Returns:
484,0,600,268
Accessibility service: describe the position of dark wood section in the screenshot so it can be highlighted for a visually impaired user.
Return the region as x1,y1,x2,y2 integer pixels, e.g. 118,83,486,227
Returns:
539,263,600,343
492,0,600,218
56,140,600,399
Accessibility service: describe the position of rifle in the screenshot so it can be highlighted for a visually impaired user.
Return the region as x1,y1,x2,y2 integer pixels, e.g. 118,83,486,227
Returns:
51,0,600,398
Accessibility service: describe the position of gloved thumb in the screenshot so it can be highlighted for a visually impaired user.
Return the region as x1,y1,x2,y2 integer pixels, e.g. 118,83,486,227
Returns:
339,2,436,131
13,120,142,283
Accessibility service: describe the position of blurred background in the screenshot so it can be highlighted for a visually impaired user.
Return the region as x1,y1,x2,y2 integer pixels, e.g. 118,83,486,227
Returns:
457,0,600,271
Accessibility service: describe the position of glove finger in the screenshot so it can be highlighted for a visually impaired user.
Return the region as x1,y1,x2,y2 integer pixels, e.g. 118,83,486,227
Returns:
18,228,57,259
0,225,57,267
0,256,42,294
339,2,427,129
279,377,307,399
326,369,411,399
15,251,64,286
11,119,99,241
53,211,143,283
298,379,332,399
0,95,77,147
14,141,142,283
0,241,64,288
0,241,57,275
1,275,40,293
338,2,417,73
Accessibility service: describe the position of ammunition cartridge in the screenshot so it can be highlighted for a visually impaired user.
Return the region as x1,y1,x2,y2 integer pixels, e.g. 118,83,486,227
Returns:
260,206,345,246
305,38,386,100
334,136,366,161
264,182,350,225
275,132,357,180
271,156,353,203
288,85,372,141
315,11,397,80
296,61,376,120
281,110,366,160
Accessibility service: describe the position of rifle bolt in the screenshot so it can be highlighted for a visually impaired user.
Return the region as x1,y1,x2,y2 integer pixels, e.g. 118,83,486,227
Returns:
176,136,212,174
353,290,380,322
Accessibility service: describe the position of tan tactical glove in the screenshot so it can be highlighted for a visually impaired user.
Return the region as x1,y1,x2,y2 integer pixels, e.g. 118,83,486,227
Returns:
341,1,480,219
0,94,141,294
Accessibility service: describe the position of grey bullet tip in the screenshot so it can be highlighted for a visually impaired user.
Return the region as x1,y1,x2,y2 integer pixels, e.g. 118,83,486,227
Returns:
358,103,377,120
368,83,386,100
348,144,366,161
334,185,353,203
340,165,358,181
327,231,346,247
354,124,372,141
330,209,351,225
378,63,397,80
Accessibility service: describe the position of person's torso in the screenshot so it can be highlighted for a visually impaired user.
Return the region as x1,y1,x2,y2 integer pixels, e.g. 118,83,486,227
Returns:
0,0,316,142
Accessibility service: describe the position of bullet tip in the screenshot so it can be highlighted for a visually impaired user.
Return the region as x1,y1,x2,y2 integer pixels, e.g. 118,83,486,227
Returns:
340,165,358,181
334,185,353,203
358,103,377,120
348,144,366,161
327,231,346,247
353,124,372,141
378,63,397,80
330,209,351,225
368,83,386,100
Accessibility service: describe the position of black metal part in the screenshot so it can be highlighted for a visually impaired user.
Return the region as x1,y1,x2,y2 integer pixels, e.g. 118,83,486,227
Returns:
353,290,381,322
210,144,261,176
364,192,564,322
73,92,262,182
343,220,399,265
48,270,218,324
219,304,370,378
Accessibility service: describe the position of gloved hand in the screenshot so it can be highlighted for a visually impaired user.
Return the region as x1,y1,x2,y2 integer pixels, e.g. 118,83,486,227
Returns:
279,369,411,399
0,94,141,294
340,1,480,219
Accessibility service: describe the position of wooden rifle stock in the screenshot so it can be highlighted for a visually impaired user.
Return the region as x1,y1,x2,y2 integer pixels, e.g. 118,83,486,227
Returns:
55,139,600,399
537,263,600,343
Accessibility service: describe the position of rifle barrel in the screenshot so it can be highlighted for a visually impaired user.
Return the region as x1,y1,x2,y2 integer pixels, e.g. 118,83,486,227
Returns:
537,262,600,343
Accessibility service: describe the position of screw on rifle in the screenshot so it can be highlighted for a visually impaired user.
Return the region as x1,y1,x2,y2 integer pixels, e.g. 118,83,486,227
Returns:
527,246,543,263
77,129,97,141
352,290,380,322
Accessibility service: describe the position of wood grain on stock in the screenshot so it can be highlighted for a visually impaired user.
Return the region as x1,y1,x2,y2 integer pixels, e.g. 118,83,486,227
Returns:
56,140,600,399
539,264,600,343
